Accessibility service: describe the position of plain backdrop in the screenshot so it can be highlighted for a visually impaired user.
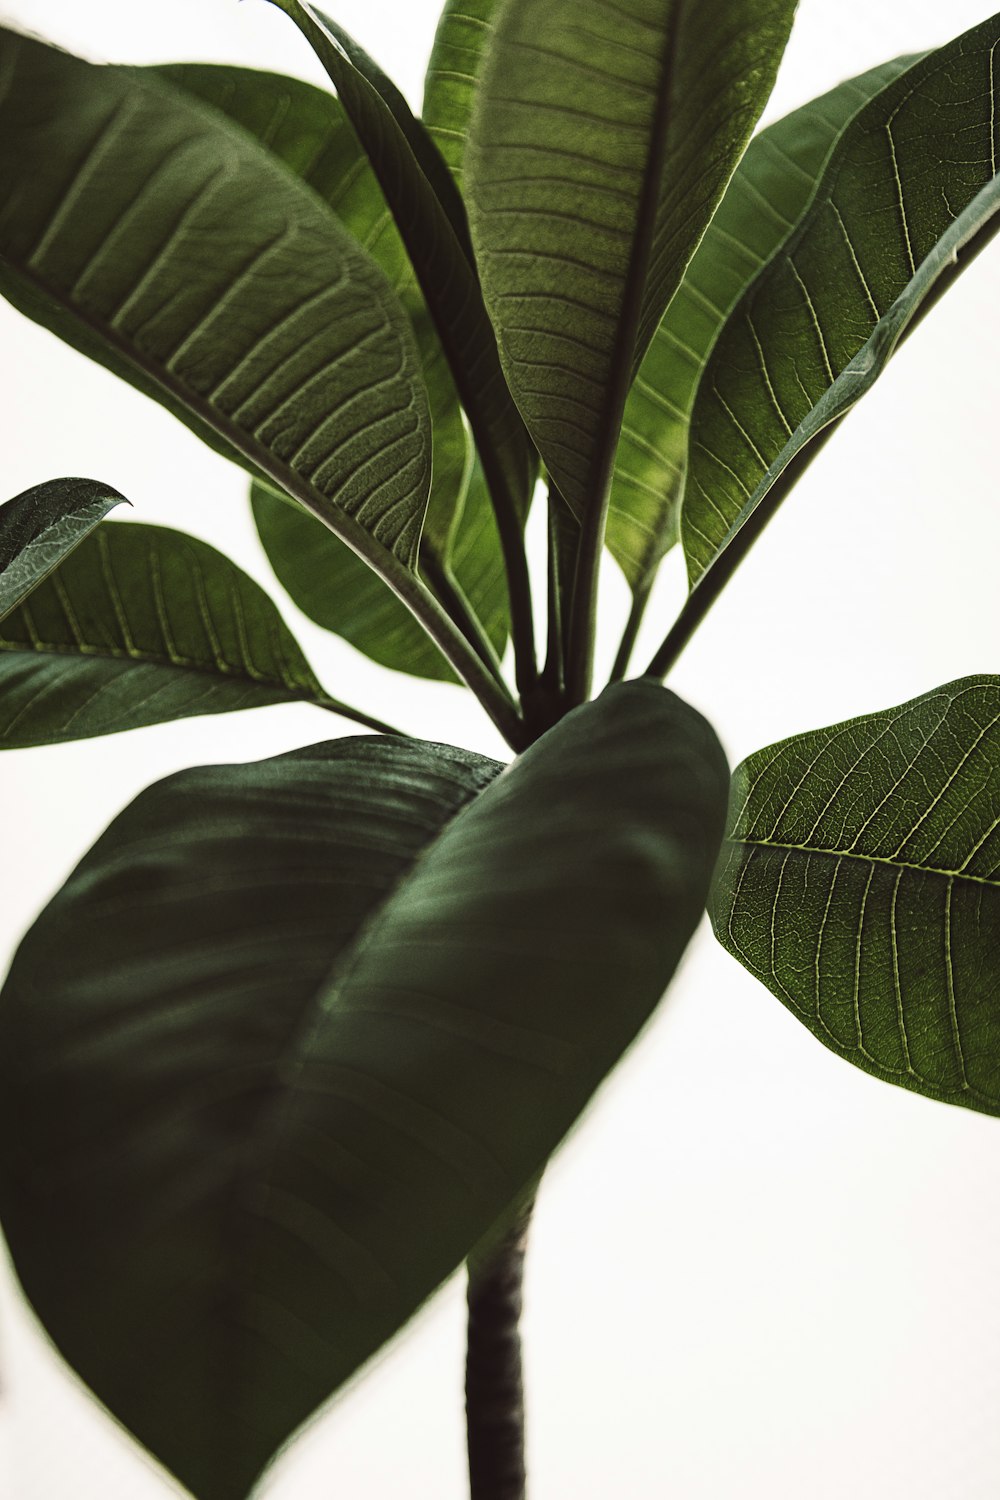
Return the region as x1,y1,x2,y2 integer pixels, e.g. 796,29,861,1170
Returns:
1,1,1000,1496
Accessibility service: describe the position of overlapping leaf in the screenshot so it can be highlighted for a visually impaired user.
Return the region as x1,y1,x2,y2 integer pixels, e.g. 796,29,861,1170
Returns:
0,477,127,622
0,521,388,745
422,0,501,187
265,0,536,531
0,682,728,1499
711,677,1000,1115
608,56,917,595
0,31,431,579
465,0,797,521
682,14,1000,585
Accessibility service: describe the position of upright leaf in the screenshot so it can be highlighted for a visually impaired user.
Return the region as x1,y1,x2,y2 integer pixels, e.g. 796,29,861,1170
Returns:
422,0,501,187
0,477,127,622
0,31,431,585
150,63,507,678
608,56,917,595
711,678,1000,1116
682,15,1000,586
0,522,391,746
265,0,536,531
465,0,797,522
0,681,727,1500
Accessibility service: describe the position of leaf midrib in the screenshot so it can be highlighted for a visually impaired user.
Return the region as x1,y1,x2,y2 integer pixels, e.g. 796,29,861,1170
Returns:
728,834,1000,891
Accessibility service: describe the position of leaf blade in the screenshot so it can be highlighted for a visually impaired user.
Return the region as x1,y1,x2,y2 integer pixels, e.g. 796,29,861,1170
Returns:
0,681,727,1499
710,677,1000,1115
681,16,1000,587
0,520,388,745
608,55,918,594
0,31,431,575
0,477,127,622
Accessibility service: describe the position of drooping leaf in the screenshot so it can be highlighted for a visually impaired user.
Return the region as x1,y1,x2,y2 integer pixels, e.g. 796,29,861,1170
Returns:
0,477,127,622
464,0,797,522
265,0,536,532
0,521,391,746
0,681,727,1500
0,30,432,588
681,15,1000,587
422,0,501,187
711,677,1000,1116
608,55,918,596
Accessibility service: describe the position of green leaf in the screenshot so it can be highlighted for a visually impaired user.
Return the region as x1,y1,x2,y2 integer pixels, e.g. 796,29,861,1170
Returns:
464,0,796,522
0,680,727,1500
710,677,1000,1117
608,54,917,596
0,520,391,746
265,0,536,530
0,477,127,622
0,30,431,582
682,15,1000,587
422,0,501,187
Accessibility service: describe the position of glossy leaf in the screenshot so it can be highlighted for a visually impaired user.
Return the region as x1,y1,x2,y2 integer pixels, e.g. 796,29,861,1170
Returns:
266,0,536,529
0,31,431,579
422,0,500,187
0,681,727,1500
608,55,917,594
0,521,391,746
711,677,1000,1116
0,477,127,622
465,0,796,521
682,15,1000,585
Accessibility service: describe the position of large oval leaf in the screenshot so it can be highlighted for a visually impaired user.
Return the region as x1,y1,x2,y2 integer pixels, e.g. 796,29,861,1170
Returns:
710,677,1000,1115
681,14,1000,588
0,30,431,575
0,680,727,1499
464,0,796,523
0,477,127,622
608,55,917,597
0,521,390,745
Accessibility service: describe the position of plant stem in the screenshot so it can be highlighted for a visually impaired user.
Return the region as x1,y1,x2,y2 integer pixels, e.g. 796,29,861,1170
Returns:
609,581,652,684
421,552,509,694
466,1199,534,1500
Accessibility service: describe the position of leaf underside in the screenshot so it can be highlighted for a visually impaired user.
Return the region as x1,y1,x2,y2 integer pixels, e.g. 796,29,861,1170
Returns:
0,31,431,571
0,682,728,1500
711,677,1000,1115
681,14,1000,585
0,477,128,623
607,54,918,594
0,521,364,747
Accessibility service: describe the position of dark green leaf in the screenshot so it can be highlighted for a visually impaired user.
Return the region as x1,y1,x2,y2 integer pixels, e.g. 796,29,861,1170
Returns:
0,680,727,1500
155,62,511,675
0,477,127,622
266,0,536,530
682,15,1000,586
464,0,796,522
0,31,431,582
422,0,501,187
608,55,917,595
0,521,390,746
710,677,1000,1116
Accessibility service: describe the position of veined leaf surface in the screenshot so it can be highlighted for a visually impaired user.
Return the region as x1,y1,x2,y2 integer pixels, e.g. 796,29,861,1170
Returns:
0,521,389,746
711,677,1000,1116
682,14,1000,585
608,55,916,594
0,681,727,1500
0,31,431,575
265,0,536,529
0,477,127,622
422,0,500,187
465,0,796,521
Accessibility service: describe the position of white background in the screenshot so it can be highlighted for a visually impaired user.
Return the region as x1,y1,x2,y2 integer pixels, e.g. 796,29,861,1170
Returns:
1,1,999,1496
